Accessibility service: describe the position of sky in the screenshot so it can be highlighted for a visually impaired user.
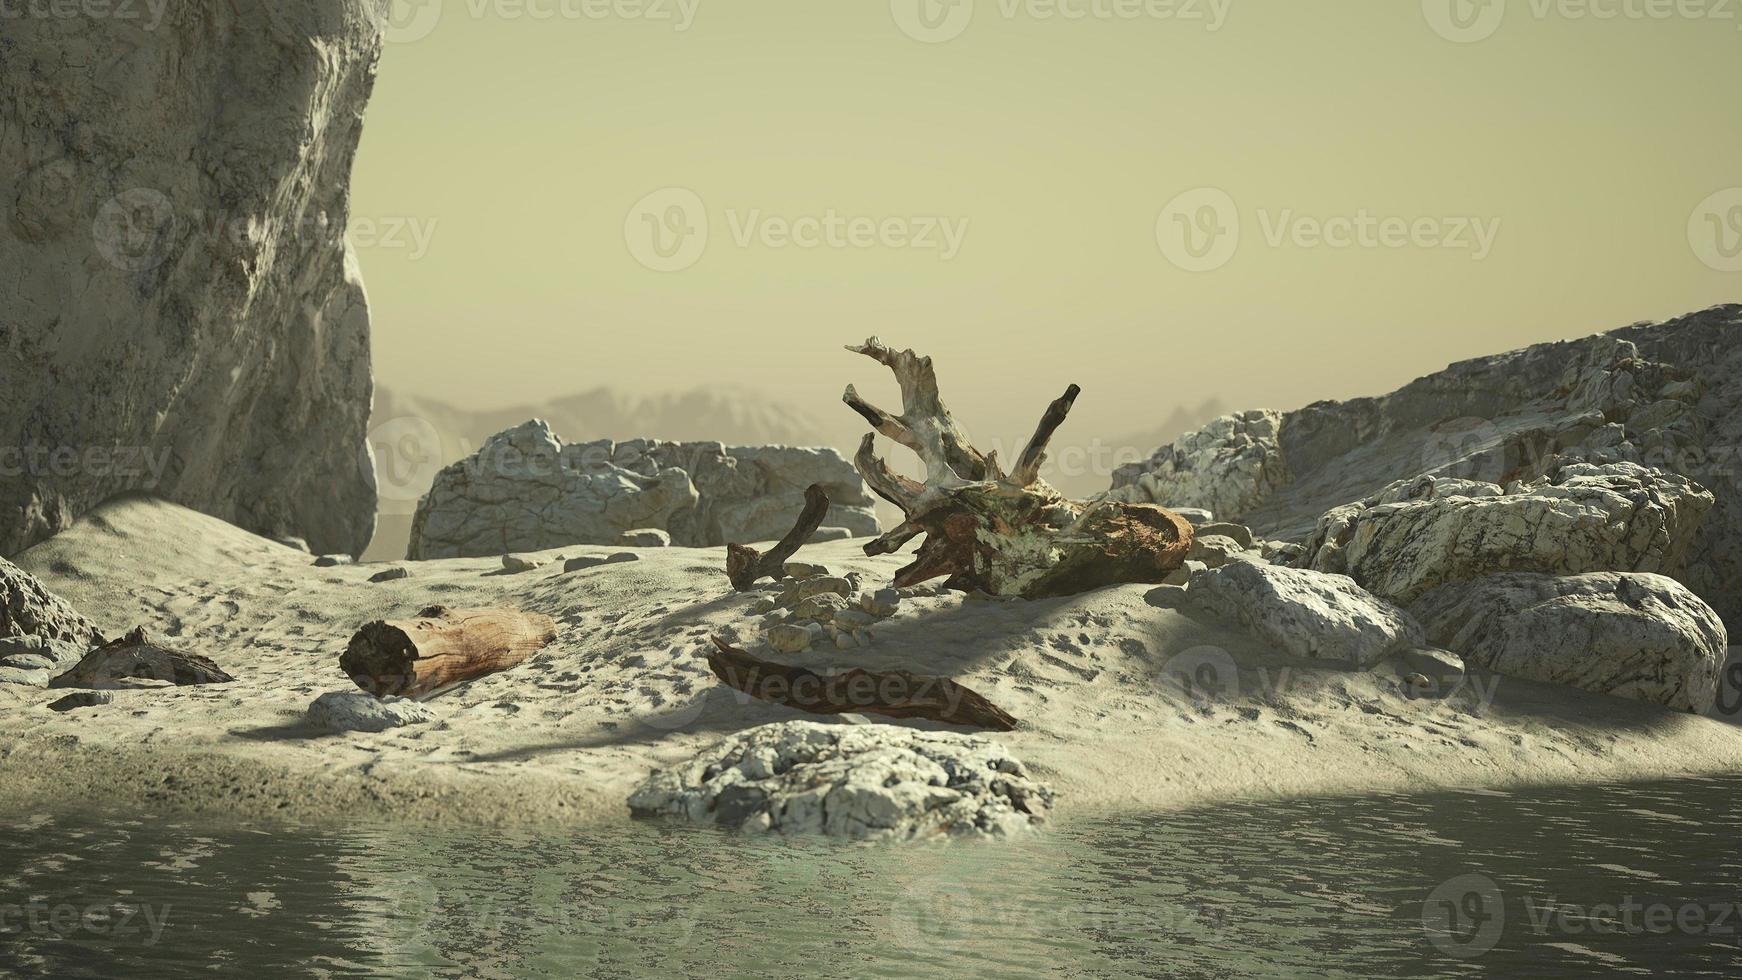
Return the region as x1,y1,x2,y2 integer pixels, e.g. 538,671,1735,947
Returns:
349,0,1742,478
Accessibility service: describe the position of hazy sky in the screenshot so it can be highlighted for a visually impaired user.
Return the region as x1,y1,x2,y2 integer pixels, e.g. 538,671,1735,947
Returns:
351,0,1741,465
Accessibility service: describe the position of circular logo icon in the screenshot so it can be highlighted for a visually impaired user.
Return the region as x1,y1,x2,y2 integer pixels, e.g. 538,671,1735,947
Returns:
92,189,177,272
1422,873,1505,958
625,187,709,272
1156,188,1240,272
1689,188,1742,273
384,0,444,44
891,0,975,43
1418,416,1505,481
1421,0,1506,43
1708,648,1742,722
1159,645,1241,703
368,416,446,505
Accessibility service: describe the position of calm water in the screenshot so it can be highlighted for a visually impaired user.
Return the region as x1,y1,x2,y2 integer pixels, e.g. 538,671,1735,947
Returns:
3,776,1740,978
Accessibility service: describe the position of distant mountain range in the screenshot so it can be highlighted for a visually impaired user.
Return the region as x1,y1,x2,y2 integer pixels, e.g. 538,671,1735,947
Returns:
362,385,1227,560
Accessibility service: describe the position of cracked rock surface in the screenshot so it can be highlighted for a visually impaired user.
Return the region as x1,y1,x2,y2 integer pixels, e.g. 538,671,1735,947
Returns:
409,421,880,558
1412,572,1727,712
628,721,1054,840
1109,409,1289,521
0,2,382,557
1298,462,1711,605
1,558,102,649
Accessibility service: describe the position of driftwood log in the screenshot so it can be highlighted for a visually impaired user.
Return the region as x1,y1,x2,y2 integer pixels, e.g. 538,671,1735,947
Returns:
726,483,831,591
49,627,233,689
844,338,1194,598
340,605,558,697
706,636,1018,731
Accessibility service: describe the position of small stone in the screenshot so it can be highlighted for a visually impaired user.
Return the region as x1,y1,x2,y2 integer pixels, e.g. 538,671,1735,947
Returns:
502,554,545,573
793,593,849,622
306,691,436,733
0,667,49,688
767,624,816,654
1187,534,1247,569
1399,673,1443,700
783,562,830,580
747,598,776,616
832,609,878,629
1195,522,1255,550
864,588,901,617
313,554,353,567
0,653,56,671
781,576,853,605
368,566,410,583
835,632,855,649
605,552,640,565
49,691,113,712
563,556,607,573
618,528,672,548
1174,508,1215,526
1162,559,1207,588
808,527,853,543
853,629,873,647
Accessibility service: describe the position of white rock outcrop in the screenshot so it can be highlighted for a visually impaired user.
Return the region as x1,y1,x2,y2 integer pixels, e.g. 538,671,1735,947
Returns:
1109,410,1289,520
1186,561,1424,669
305,691,437,734
627,721,1054,840
1299,463,1712,605
1,3,382,557
1411,573,1727,713
408,421,879,558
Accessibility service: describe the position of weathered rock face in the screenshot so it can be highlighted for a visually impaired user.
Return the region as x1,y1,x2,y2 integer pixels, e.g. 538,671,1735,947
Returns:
627,721,1053,839
1,557,101,648
0,4,382,558
1185,561,1424,668
1113,306,1742,630
1109,409,1289,520
1299,462,1713,605
1411,573,1727,713
408,420,880,558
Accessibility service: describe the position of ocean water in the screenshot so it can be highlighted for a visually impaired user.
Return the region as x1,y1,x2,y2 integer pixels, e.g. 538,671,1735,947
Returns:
3,775,1740,978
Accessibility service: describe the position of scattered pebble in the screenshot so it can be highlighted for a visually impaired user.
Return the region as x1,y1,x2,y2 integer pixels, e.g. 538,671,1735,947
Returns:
49,691,112,712
313,554,353,567
501,554,545,573
617,528,672,548
368,566,410,583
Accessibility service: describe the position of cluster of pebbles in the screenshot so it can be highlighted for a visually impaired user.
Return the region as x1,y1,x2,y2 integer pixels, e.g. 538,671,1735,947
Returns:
741,563,915,653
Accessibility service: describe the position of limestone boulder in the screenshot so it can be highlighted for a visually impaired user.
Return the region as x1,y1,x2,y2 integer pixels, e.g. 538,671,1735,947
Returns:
1186,561,1424,668
1109,409,1289,519
2,558,102,648
306,691,437,734
1411,573,1727,713
1,2,382,557
408,421,879,558
628,721,1053,839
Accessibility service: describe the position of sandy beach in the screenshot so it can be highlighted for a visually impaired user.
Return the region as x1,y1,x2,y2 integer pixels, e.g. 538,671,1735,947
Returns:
0,496,1737,831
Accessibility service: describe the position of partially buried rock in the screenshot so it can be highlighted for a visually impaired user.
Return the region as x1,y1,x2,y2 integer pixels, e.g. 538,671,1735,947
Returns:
562,553,640,573
628,720,1054,839
313,555,354,568
618,528,671,548
369,566,410,583
1187,561,1424,669
48,691,112,712
501,554,546,573
766,623,819,654
306,691,436,733
49,627,233,689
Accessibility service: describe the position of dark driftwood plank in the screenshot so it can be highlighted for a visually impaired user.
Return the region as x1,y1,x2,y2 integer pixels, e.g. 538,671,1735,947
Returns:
340,605,558,697
706,636,1018,731
49,627,232,689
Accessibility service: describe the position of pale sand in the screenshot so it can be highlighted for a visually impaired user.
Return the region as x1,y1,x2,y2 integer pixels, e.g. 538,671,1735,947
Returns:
2,497,1739,830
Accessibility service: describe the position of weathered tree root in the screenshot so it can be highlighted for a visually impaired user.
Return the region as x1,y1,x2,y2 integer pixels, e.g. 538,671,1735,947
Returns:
726,484,832,591
50,627,233,689
844,338,1193,598
706,636,1018,731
